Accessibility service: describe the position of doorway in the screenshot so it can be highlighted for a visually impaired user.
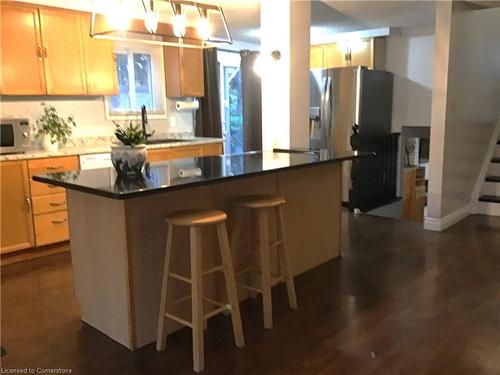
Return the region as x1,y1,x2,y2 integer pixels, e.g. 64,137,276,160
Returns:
217,50,243,156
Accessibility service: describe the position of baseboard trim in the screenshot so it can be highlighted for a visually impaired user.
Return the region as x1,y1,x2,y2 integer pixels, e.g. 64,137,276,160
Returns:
424,204,471,232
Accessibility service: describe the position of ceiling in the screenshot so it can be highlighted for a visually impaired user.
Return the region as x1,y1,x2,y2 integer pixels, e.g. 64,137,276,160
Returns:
219,0,439,45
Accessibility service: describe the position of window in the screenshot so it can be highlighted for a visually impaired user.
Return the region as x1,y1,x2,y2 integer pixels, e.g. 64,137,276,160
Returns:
106,43,166,119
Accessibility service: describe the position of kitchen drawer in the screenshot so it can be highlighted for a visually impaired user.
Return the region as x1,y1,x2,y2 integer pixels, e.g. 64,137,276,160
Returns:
30,179,65,197
148,144,206,162
169,145,204,159
147,148,172,162
32,192,67,214
34,210,69,246
203,142,223,156
28,156,79,176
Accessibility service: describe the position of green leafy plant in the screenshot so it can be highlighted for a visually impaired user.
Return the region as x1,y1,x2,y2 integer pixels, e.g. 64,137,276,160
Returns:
113,121,146,147
35,103,76,144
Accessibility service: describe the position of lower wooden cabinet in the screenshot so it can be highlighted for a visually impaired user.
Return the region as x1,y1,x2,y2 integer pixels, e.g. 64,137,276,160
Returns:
148,142,223,162
27,155,78,248
1,144,223,254
0,161,35,253
33,210,69,247
32,193,67,214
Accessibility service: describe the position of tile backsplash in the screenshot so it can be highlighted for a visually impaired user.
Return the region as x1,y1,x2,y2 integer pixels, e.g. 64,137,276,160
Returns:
0,96,195,145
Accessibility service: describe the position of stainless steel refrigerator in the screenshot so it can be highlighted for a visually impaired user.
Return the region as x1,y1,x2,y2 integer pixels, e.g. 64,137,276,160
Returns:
309,66,397,210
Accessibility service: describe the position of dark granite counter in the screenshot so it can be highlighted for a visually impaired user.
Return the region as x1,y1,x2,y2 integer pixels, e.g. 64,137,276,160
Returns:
32,150,372,200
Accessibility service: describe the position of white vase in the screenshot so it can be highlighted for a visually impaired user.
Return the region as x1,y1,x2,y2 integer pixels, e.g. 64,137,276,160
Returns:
41,135,59,152
111,144,147,177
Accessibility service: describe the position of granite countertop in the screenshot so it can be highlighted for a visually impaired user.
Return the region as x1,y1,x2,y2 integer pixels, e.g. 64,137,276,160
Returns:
32,150,373,200
0,137,223,162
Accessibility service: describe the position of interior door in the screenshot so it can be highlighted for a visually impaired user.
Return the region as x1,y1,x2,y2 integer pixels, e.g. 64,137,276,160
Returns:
39,8,87,95
0,4,46,95
0,161,35,253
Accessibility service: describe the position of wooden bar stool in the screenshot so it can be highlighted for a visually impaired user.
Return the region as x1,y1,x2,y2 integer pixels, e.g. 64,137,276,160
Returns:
156,209,245,373
231,195,298,329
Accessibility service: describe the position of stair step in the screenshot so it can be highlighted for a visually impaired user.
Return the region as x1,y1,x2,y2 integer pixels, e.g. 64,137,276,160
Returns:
492,157,500,163
479,195,500,204
485,175,500,183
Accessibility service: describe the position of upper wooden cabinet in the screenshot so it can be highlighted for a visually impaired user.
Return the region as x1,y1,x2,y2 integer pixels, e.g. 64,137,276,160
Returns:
312,38,386,70
81,13,118,96
0,161,35,254
39,8,87,95
164,46,204,97
323,43,345,69
310,45,324,69
0,3,118,96
0,4,46,95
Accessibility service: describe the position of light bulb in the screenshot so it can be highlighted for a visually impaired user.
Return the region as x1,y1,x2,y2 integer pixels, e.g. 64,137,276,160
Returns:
197,17,211,40
173,14,186,37
144,9,160,33
106,0,131,31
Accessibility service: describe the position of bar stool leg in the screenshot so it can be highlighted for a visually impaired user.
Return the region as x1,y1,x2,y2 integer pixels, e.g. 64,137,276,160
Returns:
258,209,273,329
190,227,204,373
216,222,245,348
277,206,298,310
156,223,174,352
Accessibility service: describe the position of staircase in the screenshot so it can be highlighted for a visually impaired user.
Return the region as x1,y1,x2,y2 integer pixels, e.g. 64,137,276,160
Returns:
476,139,500,216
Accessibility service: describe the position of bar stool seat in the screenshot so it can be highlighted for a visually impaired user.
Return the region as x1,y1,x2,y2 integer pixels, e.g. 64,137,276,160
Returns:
157,208,245,373
235,194,286,209
165,209,227,226
231,194,297,330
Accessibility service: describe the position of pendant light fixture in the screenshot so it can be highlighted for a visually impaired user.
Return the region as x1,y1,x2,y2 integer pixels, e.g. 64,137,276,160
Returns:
143,0,160,33
90,0,232,49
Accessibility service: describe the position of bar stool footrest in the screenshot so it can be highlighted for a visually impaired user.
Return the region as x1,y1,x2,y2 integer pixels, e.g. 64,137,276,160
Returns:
165,296,231,328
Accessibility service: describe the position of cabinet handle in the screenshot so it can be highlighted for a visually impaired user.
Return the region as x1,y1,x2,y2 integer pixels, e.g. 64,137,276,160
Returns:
43,46,48,58
49,201,66,207
46,166,63,170
36,46,43,60
25,197,32,212
51,218,67,225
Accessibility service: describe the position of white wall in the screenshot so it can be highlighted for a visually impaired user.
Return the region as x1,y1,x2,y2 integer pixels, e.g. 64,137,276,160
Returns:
385,27,435,132
0,97,195,140
426,2,500,226
260,0,310,151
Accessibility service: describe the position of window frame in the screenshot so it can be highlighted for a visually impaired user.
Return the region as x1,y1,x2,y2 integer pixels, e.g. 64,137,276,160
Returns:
105,42,167,121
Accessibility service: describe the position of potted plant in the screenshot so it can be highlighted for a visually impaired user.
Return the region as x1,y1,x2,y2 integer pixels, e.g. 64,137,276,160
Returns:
111,122,147,177
35,103,76,151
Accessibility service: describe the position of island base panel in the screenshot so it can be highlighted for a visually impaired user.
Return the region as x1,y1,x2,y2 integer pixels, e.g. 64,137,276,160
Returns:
66,163,342,350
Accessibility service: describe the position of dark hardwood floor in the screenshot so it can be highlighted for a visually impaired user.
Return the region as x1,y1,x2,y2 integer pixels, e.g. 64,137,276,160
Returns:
1,213,500,374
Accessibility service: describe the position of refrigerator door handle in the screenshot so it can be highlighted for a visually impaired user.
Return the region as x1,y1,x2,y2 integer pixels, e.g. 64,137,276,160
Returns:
321,74,333,148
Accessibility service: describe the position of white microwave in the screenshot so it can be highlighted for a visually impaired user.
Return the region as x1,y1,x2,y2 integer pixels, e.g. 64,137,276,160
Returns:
0,118,31,155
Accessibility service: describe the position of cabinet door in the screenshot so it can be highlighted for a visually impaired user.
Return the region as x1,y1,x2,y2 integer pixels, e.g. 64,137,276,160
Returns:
81,13,118,95
350,39,372,68
39,8,86,95
0,4,46,95
164,46,204,97
0,161,35,253
310,45,324,69
180,48,204,97
324,43,345,68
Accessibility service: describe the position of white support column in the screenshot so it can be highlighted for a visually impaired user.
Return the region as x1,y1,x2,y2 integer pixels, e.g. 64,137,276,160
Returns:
260,0,311,151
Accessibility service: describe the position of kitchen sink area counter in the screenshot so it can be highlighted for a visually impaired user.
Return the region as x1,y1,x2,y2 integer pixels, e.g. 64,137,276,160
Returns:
0,137,223,161
31,150,368,350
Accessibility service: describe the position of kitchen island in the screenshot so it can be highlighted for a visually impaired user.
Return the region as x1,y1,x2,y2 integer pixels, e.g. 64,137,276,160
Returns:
33,150,369,350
